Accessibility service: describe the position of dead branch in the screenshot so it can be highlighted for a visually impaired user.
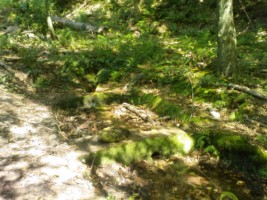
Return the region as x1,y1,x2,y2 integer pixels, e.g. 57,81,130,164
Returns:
51,16,103,33
122,103,154,123
53,113,68,140
229,83,267,101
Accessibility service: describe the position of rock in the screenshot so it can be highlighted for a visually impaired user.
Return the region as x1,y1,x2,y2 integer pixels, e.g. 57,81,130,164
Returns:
84,128,194,166
98,126,131,143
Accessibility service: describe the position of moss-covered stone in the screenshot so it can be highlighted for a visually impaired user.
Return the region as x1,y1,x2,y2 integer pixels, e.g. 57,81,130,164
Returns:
83,92,125,108
98,127,131,143
54,96,83,109
85,128,194,166
215,135,249,152
212,133,267,166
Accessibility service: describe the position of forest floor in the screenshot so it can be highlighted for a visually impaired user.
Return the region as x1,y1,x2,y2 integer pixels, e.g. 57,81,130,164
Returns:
0,84,104,200
1,2,267,199
0,61,266,199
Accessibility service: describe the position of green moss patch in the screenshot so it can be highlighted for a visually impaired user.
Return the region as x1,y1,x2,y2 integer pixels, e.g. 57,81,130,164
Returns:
130,93,189,120
85,129,194,166
83,92,125,108
83,91,188,120
98,127,131,143
54,96,83,109
212,133,267,166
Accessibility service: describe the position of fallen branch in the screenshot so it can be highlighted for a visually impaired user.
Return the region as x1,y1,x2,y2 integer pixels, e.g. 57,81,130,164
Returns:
229,83,267,101
238,0,255,30
51,16,103,33
245,118,267,128
122,102,154,123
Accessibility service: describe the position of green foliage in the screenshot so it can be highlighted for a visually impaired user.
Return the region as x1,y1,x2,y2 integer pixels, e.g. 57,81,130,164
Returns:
216,135,249,152
58,28,79,47
212,132,267,167
195,131,211,149
96,69,111,84
155,0,216,25
256,135,267,149
19,47,39,65
219,191,239,200
195,131,220,157
258,167,267,178
0,72,13,85
106,195,116,200
204,145,220,157
33,75,51,88
131,93,189,121
0,0,12,7
54,96,83,109
0,36,11,50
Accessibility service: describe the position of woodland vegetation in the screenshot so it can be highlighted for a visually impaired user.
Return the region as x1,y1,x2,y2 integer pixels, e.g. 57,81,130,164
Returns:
0,0,267,199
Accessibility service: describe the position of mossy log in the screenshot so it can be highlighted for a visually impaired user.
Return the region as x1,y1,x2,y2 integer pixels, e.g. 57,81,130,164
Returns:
84,128,194,166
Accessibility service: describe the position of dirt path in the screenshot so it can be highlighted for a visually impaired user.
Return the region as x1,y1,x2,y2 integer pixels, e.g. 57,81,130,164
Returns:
0,85,101,200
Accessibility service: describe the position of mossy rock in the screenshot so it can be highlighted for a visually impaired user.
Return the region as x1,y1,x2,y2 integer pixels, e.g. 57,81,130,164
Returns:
54,96,83,109
84,128,194,166
98,126,131,143
211,133,267,166
215,134,249,152
83,92,125,108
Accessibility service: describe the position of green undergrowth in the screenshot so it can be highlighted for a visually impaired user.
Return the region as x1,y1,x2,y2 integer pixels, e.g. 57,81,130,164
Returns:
84,130,194,166
130,92,190,121
82,91,189,121
1,0,267,178
194,130,267,174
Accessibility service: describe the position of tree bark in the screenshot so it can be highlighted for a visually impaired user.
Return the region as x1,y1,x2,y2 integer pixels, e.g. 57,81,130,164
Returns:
45,0,57,40
217,0,237,77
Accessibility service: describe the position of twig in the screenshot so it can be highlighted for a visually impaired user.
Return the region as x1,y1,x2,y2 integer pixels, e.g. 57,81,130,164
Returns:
238,0,255,30
53,112,68,140
89,153,97,174
187,75,194,121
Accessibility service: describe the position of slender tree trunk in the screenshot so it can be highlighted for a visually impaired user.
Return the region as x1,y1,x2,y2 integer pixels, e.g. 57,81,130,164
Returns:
45,0,57,40
217,0,237,77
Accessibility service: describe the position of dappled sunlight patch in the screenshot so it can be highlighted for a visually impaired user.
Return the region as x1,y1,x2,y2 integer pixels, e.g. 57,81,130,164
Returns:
10,125,36,136
0,86,97,199
1,0,266,198
256,29,267,42
186,175,209,186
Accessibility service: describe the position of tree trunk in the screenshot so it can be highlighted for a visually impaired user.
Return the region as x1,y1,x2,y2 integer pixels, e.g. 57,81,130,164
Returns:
51,16,102,33
45,0,57,40
217,0,237,77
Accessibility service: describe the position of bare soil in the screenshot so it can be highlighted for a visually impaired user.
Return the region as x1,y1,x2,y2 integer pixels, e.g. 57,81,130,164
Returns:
0,85,103,200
